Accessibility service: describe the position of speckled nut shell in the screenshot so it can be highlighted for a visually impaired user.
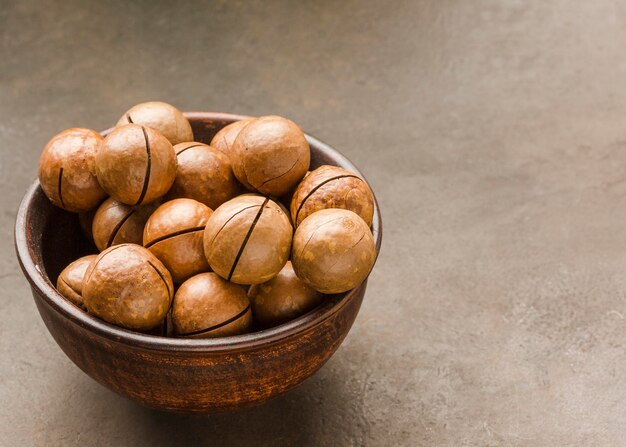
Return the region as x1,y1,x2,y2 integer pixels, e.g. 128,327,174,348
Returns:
291,209,376,294
116,101,193,145
95,124,177,206
290,165,374,227
231,116,310,196
38,128,107,212
172,272,252,338
56,255,97,309
167,142,240,210
143,198,213,283
209,118,255,159
249,261,323,328
203,195,292,284
92,197,158,252
83,244,173,330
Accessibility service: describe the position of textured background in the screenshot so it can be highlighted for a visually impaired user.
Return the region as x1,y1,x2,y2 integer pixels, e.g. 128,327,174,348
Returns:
3,1,626,445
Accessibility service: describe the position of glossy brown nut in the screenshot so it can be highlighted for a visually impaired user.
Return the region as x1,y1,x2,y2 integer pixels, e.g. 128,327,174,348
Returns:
203,195,292,284
143,198,213,283
95,124,177,206
231,116,310,196
291,209,376,294
92,197,158,252
290,165,374,227
38,128,107,212
56,254,97,309
249,261,323,328
172,272,252,338
83,244,173,331
117,101,193,145
167,142,240,210
209,118,255,159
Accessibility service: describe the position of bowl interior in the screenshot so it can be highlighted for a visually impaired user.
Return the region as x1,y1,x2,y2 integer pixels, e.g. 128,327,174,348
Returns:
15,112,382,352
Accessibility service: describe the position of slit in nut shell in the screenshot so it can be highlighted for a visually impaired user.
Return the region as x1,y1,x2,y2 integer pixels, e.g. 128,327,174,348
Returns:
290,165,374,228
116,101,193,146
291,209,376,294
82,244,173,331
203,194,292,285
56,254,98,309
172,272,252,338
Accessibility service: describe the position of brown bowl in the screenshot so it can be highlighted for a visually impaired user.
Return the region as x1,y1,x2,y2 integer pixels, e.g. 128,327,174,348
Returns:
14,112,383,413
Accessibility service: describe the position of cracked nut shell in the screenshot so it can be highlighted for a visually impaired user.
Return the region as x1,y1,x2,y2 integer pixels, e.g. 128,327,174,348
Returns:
143,198,213,283
210,118,255,159
92,197,158,252
38,128,107,212
231,115,310,196
116,101,193,146
167,142,240,210
203,194,292,284
83,244,173,330
56,254,97,309
291,209,376,294
249,261,323,328
172,272,252,338
95,124,177,206
290,165,374,227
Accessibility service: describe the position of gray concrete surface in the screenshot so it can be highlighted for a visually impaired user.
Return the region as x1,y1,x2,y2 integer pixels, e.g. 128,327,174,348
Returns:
3,0,626,445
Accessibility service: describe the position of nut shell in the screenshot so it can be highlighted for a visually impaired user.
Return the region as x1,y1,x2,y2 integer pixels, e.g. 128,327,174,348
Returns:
231,116,310,196
249,261,323,328
95,124,177,206
291,209,376,294
203,195,292,284
117,101,193,145
290,165,374,227
210,118,255,159
92,198,158,252
38,128,106,212
56,255,97,309
172,272,252,338
144,198,213,283
167,142,240,210
83,244,173,330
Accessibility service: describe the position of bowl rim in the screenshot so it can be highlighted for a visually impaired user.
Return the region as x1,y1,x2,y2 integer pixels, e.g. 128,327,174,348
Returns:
14,111,383,353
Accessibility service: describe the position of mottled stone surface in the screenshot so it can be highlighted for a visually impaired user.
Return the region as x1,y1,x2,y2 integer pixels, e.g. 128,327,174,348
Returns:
3,0,626,445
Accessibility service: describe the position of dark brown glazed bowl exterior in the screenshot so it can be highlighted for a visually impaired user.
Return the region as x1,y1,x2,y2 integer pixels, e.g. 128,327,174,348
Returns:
14,112,383,413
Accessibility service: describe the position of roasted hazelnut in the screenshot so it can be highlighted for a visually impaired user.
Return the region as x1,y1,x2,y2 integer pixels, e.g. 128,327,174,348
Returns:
143,198,213,283
83,244,173,330
203,194,292,284
166,142,240,210
249,261,323,328
172,272,252,338
56,254,97,309
209,118,255,159
290,165,374,227
95,124,177,206
116,101,193,145
231,116,310,196
291,209,376,294
92,197,158,252
38,128,107,212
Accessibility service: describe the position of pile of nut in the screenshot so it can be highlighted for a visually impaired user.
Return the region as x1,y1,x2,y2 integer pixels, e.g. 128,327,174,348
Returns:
39,101,376,337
